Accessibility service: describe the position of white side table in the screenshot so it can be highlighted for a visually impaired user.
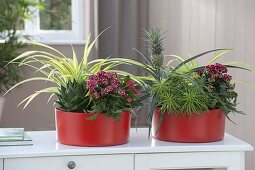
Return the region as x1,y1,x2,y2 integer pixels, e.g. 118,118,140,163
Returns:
0,128,253,170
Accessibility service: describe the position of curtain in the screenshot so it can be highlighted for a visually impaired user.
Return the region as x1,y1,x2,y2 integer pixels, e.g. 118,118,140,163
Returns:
98,0,149,126
85,0,99,58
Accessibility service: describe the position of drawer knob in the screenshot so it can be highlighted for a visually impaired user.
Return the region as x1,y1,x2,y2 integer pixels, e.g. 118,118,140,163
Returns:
67,161,76,169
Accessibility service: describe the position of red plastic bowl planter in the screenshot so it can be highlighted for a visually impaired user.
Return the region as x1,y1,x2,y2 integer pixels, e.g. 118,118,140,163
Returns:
152,108,225,143
55,109,131,146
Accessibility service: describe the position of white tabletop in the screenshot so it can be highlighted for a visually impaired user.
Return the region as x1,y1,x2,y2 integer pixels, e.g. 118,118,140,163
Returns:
0,128,253,158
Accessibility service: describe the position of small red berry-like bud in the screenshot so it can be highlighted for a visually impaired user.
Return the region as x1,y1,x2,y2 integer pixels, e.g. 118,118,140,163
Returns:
196,69,204,75
126,80,135,87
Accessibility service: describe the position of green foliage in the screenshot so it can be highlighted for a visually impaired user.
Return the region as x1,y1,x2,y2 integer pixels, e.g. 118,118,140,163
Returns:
151,76,209,115
0,0,42,93
144,28,165,68
144,28,164,56
55,80,91,113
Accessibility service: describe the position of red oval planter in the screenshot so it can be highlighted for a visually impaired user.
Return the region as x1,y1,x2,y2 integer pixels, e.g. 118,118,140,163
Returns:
152,108,225,143
55,109,131,146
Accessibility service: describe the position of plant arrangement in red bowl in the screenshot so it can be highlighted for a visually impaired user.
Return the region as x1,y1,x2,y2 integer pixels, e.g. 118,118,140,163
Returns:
147,29,254,142
56,71,142,146
6,31,144,146
152,63,241,143
113,28,254,143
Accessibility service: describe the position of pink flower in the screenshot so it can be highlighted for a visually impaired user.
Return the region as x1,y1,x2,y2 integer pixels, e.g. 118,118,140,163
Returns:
107,72,117,79
203,63,231,83
218,73,223,78
118,89,128,96
127,98,132,103
110,79,120,88
206,63,228,75
98,70,107,77
101,86,115,95
89,75,98,81
99,77,108,85
94,91,100,99
223,75,232,81
87,71,141,104
87,81,97,91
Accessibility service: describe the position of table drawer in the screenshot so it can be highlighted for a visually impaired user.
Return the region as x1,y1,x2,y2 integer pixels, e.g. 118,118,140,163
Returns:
4,154,133,170
135,152,235,170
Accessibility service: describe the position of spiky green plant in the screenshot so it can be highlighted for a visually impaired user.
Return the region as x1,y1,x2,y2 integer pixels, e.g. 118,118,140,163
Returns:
55,80,91,112
144,28,165,68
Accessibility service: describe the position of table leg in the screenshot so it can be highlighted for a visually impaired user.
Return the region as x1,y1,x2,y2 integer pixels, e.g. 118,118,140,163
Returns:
227,152,245,170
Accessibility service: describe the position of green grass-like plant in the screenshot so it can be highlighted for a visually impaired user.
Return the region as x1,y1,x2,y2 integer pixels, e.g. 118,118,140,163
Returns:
151,76,209,116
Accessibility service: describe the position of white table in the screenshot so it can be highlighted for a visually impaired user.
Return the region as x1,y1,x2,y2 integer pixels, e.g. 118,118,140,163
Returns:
0,128,253,170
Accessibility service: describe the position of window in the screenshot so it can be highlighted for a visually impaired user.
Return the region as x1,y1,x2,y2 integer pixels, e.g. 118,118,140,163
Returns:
23,0,85,44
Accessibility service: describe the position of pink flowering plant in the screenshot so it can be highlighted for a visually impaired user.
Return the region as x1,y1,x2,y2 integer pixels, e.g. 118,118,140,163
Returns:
197,63,241,116
87,71,142,119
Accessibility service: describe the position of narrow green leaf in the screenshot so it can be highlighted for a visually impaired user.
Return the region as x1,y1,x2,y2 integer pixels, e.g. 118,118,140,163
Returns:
82,27,110,69
166,54,185,62
224,61,255,72
148,94,158,138
232,79,255,89
208,49,232,64
71,45,79,73
173,49,228,72
4,77,55,95
18,87,57,108
31,42,67,58
132,48,152,65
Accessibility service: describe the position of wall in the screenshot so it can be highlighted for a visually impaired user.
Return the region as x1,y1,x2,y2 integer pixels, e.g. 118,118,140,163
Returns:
148,0,255,169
